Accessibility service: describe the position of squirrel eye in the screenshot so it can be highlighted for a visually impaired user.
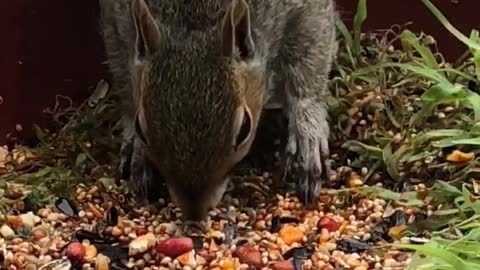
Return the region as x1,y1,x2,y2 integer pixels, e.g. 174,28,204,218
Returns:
135,115,148,144
234,107,252,150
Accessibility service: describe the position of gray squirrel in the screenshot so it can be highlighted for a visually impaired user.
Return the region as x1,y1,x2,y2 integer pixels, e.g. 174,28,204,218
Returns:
99,0,338,228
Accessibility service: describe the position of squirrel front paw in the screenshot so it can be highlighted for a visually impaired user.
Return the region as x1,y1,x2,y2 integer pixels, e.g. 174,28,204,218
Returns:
127,137,167,203
182,220,208,236
118,135,134,181
284,114,332,207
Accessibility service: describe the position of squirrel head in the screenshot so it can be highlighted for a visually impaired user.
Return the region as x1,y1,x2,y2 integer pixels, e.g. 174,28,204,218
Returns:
130,0,265,221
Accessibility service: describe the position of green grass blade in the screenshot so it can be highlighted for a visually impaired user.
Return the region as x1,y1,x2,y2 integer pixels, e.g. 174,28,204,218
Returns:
468,30,480,79
439,67,478,82
342,140,383,159
400,29,439,69
352,62,451,84
397,242,469,270
412,129,466,146
466,91,480,122
336,19,353,50
433,137,480,148
352,0,367,57
421,0,480,51
352,186,424,206
382,142,403,181
420,82,467,103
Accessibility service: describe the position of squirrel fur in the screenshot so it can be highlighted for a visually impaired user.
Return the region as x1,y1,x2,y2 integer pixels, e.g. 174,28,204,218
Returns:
99,0,338,223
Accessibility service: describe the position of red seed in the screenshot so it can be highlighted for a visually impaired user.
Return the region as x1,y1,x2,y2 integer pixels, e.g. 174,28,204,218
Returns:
156,237,193,258
317,216,339,232
66,242,86,262
135,226,147,236
233,245,262,268
272,260,294,270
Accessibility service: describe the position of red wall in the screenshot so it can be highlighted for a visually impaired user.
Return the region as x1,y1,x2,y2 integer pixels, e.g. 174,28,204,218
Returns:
0,0,109,145
1,0,479,145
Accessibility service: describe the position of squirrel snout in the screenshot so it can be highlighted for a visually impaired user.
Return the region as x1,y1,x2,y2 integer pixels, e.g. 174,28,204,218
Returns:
167,177,230,222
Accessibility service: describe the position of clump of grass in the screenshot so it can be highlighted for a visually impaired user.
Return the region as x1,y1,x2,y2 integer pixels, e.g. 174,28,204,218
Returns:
332,0,480,183
397,181,480,269
333,0,480,268
0,80,123,202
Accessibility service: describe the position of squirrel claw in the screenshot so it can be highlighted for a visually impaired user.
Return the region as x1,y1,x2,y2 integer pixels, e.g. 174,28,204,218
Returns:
297,168,319,209
182,220,207,236
297,158,333,208
285,125,332,207
282,151,324,208
117,137,134,181
128,138,168,203
282,154,293,182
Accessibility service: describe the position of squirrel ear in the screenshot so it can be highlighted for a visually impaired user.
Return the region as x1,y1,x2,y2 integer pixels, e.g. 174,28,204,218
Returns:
131,0,161,63
221,0,255,60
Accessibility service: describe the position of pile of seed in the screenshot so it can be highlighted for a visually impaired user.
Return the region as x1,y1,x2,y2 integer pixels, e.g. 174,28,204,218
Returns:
0,170,422,270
